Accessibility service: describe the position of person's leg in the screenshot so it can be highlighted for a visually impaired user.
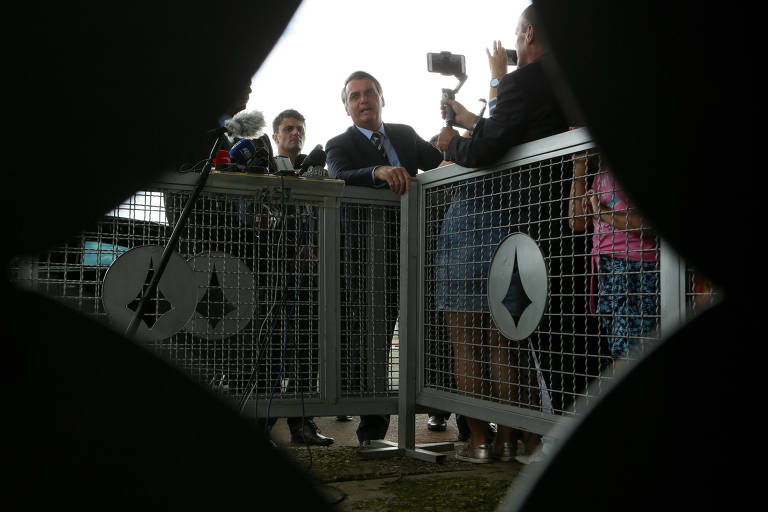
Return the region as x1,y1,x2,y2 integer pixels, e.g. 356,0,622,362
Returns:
608,258,630,362
448,311,487,398
339,205,369,439
487,317,517,404
638,260,660,349
612,259,657,375
455,414,471,441
287,417,302,436
357,415,390,444
448,311,491,448
487,316,522,454
339,204,364,396
463,417,493,444
597,256,623,374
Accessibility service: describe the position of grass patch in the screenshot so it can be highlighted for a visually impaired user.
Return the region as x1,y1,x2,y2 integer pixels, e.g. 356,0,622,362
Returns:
282,446,473,483
350,475,514,511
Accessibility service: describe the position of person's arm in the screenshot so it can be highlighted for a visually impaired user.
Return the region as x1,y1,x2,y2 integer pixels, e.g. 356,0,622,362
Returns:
325,137,380,186
326,137,416,194
587,193,653,234
415,128,446,172
443,73,528,168
568,153,589,232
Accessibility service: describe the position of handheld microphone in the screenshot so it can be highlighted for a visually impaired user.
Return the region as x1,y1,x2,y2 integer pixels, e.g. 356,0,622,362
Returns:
299,144,326,170
298,144,327,177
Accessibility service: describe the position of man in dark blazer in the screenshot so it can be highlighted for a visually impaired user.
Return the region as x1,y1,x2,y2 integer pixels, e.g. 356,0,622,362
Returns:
326,71,443,446
436,6,567,166
327,71,443,194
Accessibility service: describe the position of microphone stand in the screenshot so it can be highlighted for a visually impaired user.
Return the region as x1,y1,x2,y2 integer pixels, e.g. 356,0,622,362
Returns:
124,130,226,339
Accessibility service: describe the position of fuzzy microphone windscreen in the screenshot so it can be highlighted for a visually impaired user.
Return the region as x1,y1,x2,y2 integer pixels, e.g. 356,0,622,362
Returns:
224,110,266,139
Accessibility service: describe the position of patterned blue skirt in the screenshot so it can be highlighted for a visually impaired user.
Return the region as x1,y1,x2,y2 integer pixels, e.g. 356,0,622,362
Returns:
597,256,659,359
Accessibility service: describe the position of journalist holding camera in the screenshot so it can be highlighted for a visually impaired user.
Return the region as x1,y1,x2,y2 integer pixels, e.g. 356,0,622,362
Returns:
435,5,567,167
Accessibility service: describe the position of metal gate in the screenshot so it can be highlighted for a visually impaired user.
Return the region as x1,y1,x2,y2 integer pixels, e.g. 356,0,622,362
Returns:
6,128,719,451
7,171,401,422
401,127,718,441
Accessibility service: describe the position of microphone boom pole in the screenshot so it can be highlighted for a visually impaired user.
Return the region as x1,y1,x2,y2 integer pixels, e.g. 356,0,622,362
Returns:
124,131,226,339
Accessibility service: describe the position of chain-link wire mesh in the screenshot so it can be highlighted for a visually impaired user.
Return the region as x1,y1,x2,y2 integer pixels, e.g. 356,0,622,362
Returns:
422,150,662,418
338,200,400,399
162,187,321,403
7,146,706,432
685,267,721,319
9,187,322,405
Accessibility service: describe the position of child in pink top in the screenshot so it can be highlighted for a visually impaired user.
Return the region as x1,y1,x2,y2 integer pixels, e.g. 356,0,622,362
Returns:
569,153,659,360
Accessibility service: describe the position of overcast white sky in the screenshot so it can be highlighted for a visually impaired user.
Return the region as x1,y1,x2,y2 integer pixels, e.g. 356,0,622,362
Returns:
247,0,531,158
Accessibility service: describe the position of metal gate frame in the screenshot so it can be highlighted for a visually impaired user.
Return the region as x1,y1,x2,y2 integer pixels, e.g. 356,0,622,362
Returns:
397,127,689,452
8,129,707,461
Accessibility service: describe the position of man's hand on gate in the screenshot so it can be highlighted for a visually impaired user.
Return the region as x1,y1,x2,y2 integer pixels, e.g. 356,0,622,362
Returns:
374,165,416,195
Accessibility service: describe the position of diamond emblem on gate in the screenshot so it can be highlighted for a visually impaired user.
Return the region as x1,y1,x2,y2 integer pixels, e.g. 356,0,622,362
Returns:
501,248,532,326
126,258,173,329
195,263,236,328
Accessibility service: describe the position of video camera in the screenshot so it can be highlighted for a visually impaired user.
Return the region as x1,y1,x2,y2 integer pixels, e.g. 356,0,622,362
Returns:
427,51,467,128
506,49,518,66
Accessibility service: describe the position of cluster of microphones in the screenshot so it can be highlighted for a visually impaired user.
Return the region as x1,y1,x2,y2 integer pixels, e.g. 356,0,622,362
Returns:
210,110,326,178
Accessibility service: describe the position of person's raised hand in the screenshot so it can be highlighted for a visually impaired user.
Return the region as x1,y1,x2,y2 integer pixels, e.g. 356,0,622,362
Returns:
585,189,601,219
486,40,508,80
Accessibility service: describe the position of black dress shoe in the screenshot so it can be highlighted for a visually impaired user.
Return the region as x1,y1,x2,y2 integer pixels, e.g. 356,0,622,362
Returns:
427,415,447,432
290,420,334,446
336,415,353,422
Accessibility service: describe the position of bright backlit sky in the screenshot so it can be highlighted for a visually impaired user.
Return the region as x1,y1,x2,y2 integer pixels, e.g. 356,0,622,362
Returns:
248,0,531,158
118,0,530,222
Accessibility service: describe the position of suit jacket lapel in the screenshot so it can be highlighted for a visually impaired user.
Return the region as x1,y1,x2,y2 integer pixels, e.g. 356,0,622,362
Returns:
348,126,389,167
385,123,414,172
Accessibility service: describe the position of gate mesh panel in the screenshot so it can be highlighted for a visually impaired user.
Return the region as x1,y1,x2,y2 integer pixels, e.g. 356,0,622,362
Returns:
338,201,400,398
9,189,321,402
423,152,662,416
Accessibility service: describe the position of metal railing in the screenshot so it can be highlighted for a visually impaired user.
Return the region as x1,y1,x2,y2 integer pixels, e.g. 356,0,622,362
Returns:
400,127,719,442
7,127,720,454
8,171,401,423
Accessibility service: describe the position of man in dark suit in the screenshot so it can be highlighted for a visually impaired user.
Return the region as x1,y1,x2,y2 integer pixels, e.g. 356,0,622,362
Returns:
326,71,443,446
436,6,567,166
327,71,443,193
